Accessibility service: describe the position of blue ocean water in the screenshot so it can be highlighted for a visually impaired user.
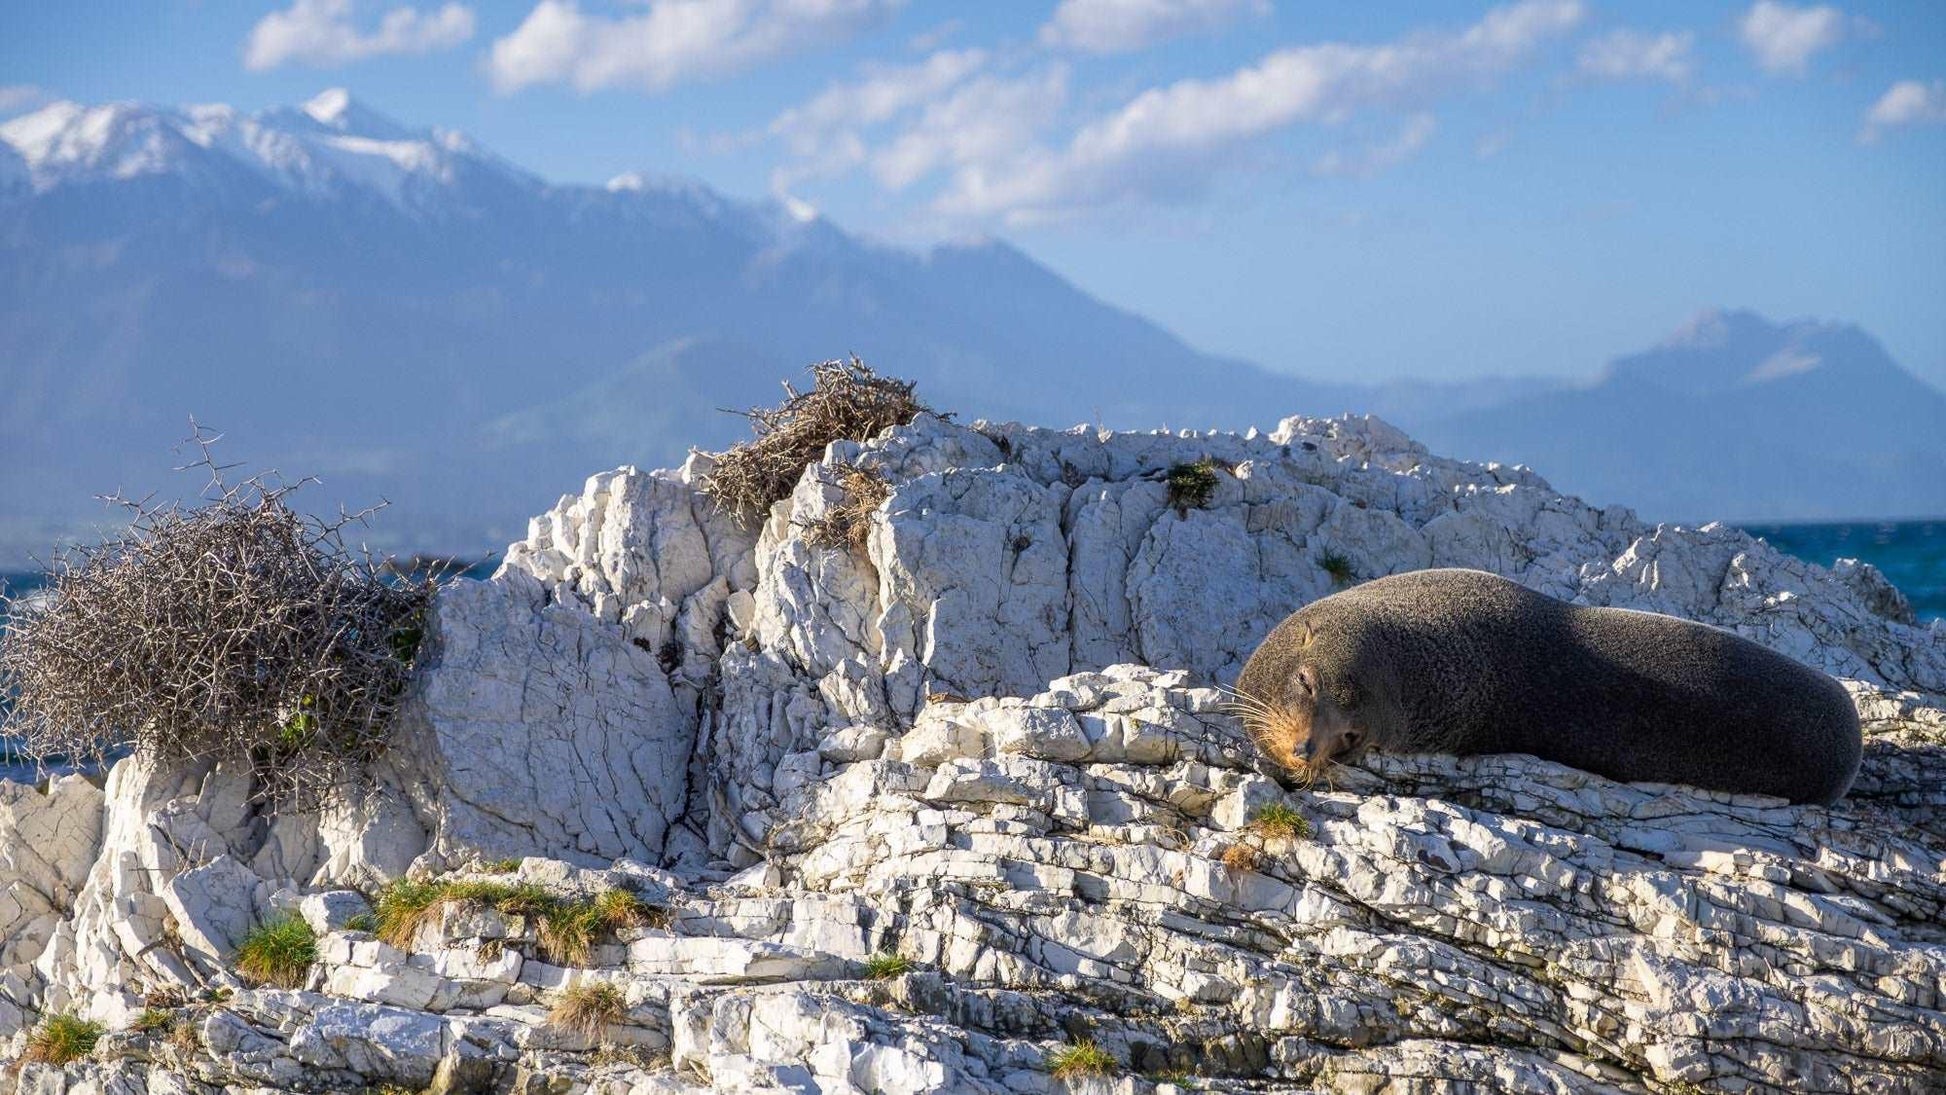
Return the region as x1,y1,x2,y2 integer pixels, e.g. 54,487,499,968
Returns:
1739,519,1946,625
3,525,1940,782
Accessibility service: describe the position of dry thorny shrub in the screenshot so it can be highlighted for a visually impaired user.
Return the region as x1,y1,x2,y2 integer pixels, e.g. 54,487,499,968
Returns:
700,358,939,514
0,424,433,803
804,464,891,553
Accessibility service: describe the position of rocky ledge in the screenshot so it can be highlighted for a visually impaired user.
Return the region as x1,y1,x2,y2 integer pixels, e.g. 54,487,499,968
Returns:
3,412,1943,1094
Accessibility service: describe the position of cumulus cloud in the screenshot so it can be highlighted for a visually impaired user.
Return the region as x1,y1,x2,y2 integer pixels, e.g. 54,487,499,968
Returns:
1736,1,1845,76
767,48,988,190
1038,0,1269,55
487,0,901,95
1576,29,1694,84
1860,79,1946,142
869,67,1070,192
243,0,475,71
938,0,1584,222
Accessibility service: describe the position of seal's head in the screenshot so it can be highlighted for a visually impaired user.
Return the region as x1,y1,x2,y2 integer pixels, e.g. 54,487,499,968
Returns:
1231,617,1375,782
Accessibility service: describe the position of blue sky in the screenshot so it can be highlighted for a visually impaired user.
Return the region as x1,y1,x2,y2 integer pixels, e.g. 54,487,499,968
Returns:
4,0,1944,385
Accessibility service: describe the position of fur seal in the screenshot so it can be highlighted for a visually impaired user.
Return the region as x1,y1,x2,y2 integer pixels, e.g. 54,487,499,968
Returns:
1233,568,1861,805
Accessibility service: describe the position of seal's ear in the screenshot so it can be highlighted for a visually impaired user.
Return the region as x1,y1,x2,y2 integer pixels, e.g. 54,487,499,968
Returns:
1297,664,1317,696
1297,622,1316,650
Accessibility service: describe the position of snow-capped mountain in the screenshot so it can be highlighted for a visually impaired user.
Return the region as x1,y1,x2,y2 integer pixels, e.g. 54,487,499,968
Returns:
0,89,537,211
1,92,1940,564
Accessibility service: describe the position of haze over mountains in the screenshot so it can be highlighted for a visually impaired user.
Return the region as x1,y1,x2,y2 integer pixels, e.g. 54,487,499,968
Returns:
2,91,1942,566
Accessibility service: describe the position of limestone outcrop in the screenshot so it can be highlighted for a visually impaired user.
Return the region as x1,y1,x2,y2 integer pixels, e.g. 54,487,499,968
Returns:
3,413,1942,1093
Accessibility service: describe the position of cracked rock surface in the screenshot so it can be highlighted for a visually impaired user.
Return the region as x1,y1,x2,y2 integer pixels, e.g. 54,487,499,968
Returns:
3,413,1942,1093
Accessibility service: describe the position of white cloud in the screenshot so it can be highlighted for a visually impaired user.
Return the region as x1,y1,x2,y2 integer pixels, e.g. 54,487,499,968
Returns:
869,67,1070,191
1736,1,1845,76
767,48,988,189
937,0,1584,222
1312,114,1437,179
0,85,45,115
907,19,962,53
1576,29,1694,84
487,0,901,95
243,0,475,71
1860,79,1946,142
1038,0,1268,55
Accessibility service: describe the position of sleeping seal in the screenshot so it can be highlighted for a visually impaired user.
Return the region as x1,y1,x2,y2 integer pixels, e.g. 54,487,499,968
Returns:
1233,568,1861,805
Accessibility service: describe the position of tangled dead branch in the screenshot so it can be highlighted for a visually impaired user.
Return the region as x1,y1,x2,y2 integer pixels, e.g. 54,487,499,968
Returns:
0,423,432,801
700,358,938,513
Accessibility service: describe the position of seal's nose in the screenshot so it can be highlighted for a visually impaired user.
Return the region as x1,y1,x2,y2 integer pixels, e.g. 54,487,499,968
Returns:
1301,737,1321,763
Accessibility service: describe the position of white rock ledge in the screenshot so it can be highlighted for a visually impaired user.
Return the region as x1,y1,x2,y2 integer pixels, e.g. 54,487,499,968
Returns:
2,413,1942,1094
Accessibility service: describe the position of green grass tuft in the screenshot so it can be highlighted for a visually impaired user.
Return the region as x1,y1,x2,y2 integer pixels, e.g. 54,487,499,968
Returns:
1048,1039,1118,1081
24,1013,104,1065
343,911,377,933
372,877,447,949
1246,802,1311,840
235,913,317,989
483,857,521,873
863,952,913,980
1316,550,1356,587
373,877,659,965
1165,460,1219,514
131,1008,175,1033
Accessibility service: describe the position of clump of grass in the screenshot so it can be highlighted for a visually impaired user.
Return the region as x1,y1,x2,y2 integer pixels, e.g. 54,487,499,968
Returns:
169,1016,201,1055
373,877,448,949
1219,843,1260,873
372,877,545,949
701,358,937,513
540,887,664,965
1165,459,1219,515
373,877,660,964
1246,803,1311,840
539,903,605,967
549,981,627,1040
592,887,662,929
23,1013,104,1065
1316,550,1356,587
1048,1039,1118,1081
343,912,377,933
131,1008,175,1033
805,464,892,553
234,912,317,989
863,952,913,980
483,857,521,873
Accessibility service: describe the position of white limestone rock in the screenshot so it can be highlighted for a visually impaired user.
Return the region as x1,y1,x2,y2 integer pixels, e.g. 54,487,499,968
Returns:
289,1000,447,1086
0,776,103,983
384,570,694,871
159,854,263,964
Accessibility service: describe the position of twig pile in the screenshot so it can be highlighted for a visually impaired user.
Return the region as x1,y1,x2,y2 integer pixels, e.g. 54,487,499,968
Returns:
0,425,430,801
701,358,937,512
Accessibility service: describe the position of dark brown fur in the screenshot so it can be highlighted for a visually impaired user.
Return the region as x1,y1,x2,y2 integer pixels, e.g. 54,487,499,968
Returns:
1234,568,1862,805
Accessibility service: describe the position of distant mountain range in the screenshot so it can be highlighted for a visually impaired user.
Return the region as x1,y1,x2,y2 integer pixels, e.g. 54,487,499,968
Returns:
3,91,1942,566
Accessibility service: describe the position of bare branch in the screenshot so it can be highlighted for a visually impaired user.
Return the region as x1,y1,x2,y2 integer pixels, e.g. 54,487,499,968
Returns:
0,427,437,805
